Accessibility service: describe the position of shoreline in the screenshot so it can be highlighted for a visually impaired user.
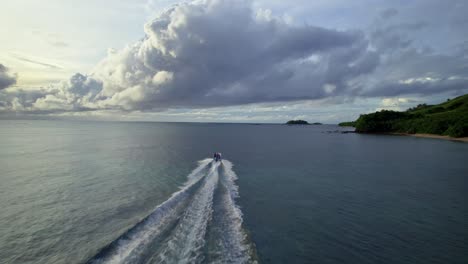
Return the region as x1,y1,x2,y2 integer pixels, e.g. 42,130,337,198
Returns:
390,133,468,143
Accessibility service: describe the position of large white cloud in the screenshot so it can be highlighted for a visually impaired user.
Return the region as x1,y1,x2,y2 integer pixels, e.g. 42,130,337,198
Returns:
1,0,468,115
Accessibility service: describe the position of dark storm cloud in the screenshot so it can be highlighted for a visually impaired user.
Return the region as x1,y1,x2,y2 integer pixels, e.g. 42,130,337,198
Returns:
0,64,17,90
1,0,468,114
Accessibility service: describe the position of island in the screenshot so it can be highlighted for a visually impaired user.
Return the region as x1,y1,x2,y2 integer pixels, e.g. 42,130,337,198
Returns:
286,120,309,125
339,94,468,139
286,120,323,125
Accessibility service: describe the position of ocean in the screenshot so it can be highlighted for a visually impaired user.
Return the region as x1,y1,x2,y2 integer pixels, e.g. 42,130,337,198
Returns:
0,120,467,264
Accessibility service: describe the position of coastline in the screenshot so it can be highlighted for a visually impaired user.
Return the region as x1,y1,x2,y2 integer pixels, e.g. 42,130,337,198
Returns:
391,133,468,143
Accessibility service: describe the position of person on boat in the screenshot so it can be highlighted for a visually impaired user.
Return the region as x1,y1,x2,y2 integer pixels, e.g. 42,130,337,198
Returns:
213,152,222,162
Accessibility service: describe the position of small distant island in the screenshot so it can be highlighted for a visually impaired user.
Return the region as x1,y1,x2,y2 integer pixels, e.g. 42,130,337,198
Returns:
286,120,322,125
339,94,468,139
286,120,309,125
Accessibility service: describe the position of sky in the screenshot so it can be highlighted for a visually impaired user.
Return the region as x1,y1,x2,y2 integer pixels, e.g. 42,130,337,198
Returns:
0,0,467,123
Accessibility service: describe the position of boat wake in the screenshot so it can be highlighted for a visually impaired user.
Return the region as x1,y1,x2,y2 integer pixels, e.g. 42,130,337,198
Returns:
87,159,257,264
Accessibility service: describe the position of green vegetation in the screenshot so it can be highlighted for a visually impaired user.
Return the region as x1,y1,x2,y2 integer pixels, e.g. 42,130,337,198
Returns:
312,122,323,125
338,121,356,127
341,94,468,137
286,120,309,125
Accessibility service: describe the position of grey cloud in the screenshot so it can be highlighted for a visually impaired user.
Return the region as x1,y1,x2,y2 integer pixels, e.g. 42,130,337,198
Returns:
29,73,103,112
0,64,17,90
371,22,429,52
455,41,468,58
367,78,468,98
381,8,398,19
355,47,468,97
68,73,102,97
0,87,50,111
0,73,104,113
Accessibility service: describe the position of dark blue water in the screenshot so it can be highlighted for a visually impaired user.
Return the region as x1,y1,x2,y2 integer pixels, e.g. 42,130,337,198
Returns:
0,120,467,263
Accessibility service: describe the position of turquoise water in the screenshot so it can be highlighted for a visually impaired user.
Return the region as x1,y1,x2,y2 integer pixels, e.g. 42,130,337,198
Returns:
0,120,467,263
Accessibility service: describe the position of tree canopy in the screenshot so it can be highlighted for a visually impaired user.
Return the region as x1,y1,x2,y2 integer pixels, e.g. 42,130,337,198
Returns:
339,94,468,137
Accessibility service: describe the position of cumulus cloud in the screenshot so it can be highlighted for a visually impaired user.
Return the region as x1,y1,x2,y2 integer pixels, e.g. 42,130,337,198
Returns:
1,0,468,116
0,64,17,90
89,0,373,111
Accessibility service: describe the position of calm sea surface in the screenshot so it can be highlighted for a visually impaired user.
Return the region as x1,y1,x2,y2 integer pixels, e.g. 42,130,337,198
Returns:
0,120,467,264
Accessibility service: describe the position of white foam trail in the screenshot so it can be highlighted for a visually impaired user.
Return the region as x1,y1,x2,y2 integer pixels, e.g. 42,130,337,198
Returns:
89,160,212,264
153,162,220,263
211,160,253,264
89,159,257,264
185,159,213,184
